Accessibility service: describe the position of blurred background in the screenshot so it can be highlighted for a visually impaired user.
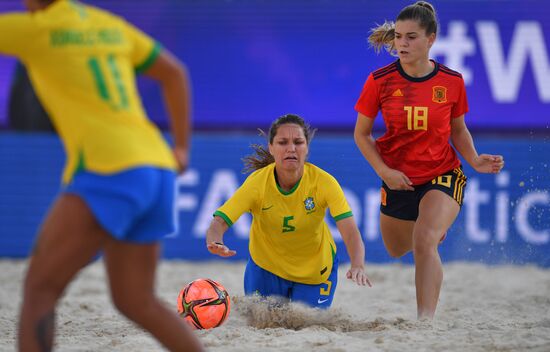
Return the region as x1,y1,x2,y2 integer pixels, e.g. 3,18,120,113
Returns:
0,0,548,266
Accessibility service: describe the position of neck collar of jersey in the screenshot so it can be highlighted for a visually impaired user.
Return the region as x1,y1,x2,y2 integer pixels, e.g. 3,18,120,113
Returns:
274,167,302,195
396,59,439,82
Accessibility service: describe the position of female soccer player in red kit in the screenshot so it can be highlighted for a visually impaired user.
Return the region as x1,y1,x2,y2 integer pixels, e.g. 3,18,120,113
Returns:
354,1,504,319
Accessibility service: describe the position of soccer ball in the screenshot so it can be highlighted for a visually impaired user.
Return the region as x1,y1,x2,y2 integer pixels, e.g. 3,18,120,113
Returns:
177,278,230,330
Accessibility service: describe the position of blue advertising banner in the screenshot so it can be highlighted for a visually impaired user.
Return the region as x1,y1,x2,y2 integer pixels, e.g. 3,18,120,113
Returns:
0,0,549,130
1,133,548,266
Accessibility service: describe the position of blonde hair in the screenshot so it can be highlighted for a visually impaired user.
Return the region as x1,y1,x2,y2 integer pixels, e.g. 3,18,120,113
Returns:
368,1,438,54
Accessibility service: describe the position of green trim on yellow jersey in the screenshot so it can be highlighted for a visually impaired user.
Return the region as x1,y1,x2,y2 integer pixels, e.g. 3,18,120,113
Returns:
135,41,162,74
74,150,86,176
214,210,233,227
215,162,352,285
333,211,353,222
275,176,301,195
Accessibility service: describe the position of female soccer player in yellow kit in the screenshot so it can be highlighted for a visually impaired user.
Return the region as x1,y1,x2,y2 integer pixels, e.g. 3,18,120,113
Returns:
0,0,203,351
206,114,371,308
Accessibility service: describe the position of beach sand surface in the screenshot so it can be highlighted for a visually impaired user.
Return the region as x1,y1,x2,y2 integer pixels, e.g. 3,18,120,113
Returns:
1,259,549,352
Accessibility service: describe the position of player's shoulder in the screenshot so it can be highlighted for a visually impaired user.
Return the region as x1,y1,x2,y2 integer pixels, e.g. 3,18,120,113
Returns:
305,163,339,184
437,62,463,79
246,163,274,183
87,4,126,25
305,162,326,175
42,1,126,28
371,61,399,80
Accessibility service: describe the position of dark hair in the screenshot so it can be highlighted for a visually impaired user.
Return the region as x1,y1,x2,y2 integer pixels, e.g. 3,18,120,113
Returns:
242,114,315,173
368,1,438,53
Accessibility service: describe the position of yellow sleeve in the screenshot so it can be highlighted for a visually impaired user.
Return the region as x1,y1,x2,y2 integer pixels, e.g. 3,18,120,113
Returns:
322,173,353,221
214,174,260,226
121,19,162,73
0,13,39,59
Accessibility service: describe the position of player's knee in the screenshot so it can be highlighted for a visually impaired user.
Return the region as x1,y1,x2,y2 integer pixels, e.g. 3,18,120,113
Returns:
110,290,136,317
111,288,156,321
382,235,411,258
381,238,409,257
386,246,409,258
413,229,440,256
23,271,65,302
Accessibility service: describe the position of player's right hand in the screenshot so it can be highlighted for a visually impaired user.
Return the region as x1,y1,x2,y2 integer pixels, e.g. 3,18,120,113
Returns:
346,266,372,287
381,168,415,191
206,242,237,257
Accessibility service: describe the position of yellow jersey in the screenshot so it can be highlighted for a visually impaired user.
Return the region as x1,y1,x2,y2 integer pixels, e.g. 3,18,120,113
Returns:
0,0,176,183
215,162,353,285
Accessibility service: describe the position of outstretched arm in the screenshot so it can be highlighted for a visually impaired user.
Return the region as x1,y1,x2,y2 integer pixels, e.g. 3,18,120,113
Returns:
354,113,414,190
451,116,504,174
336,217,372,287
143,49,192,173
206,216,236,257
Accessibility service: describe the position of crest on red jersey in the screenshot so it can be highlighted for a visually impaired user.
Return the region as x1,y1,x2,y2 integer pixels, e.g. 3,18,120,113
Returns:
432,86,447,103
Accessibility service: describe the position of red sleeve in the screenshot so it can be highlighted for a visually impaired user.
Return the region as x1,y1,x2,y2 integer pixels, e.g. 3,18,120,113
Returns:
451,77,469,118
354,73,380,118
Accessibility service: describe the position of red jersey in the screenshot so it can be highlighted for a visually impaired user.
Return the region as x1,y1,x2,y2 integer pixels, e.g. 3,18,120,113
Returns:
355,59,468,185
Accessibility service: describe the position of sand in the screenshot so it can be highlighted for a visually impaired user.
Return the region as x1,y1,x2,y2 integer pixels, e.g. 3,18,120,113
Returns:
1,259,549,352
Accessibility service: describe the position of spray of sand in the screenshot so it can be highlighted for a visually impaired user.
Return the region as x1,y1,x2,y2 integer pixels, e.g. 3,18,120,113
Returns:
232,295,433,332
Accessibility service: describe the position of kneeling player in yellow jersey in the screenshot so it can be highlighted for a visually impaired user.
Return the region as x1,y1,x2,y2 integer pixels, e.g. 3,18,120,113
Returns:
206,114,372,308
0,1,203,351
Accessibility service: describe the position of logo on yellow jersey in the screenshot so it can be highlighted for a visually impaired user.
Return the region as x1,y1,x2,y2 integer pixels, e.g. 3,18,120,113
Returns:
304,197,316,213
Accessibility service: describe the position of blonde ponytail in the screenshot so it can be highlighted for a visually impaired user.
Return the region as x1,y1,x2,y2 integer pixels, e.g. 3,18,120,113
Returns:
368,21,396,54
368,1,438,54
